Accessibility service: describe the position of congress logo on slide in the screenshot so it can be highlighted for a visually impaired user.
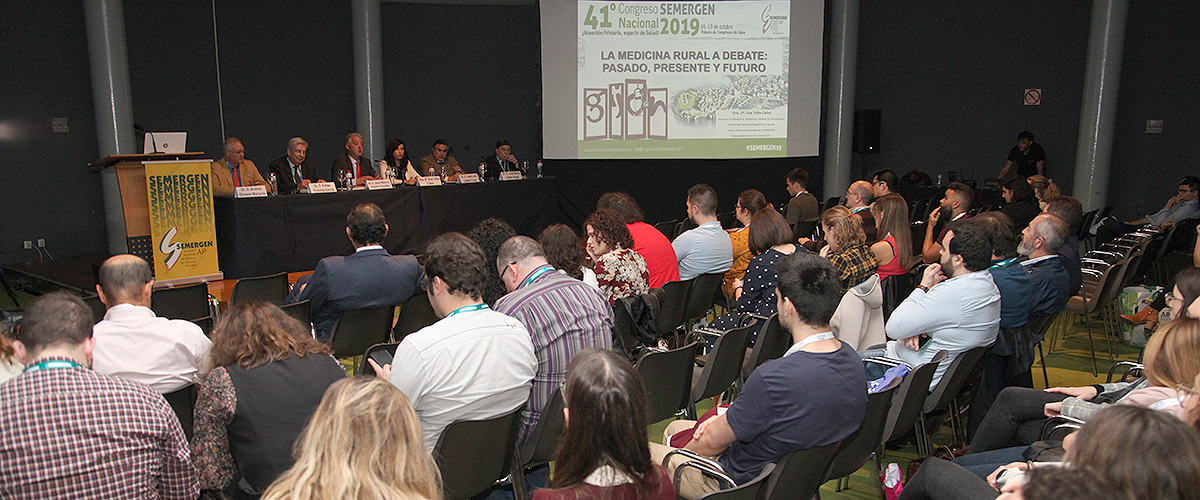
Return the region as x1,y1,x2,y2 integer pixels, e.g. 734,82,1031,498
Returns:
583,79,670,140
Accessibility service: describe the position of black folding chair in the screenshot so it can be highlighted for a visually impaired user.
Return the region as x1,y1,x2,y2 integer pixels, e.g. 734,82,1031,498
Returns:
394,293,438,342
230,271,290,305
151,282,210,321
689,322,753,418
635,342,697,423
827,376,901,493
280,299,311,326
513,390,566,500
433,405,525,500
328,306,396,372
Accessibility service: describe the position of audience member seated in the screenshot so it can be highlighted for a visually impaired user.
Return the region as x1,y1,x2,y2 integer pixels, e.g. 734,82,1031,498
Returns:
586,210,649,304
0,292,199,499
867,222,1000,390
650,252,866,500
710,210,801,340
0,325,20,384
871,193,916,280
539,224,597,287
1042,196,1083,296
846,180,878,242
784,168,820,238
469,217,518,307
674,184,734,280
596,192,680,288
1096,176,1200,245
899,405,1200,500
329,132,377,186
369,232,537,451
923,182,973,263
267,137,322,194
92,254,211,393
379,138,420,184
290,203,424,341
212,137,267,197
871,169,900,199
534,349,675,500
1020,214,1072,319
968,308,1200,459
193,302,346,498
723,189,770,298
260,377,441,500
1026,175,1059,210
494,236,613,448
819,206,878,293
999,176,1041,232
418,138,463,181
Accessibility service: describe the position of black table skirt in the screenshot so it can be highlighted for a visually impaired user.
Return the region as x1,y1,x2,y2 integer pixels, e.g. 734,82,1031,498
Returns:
215,177,571,278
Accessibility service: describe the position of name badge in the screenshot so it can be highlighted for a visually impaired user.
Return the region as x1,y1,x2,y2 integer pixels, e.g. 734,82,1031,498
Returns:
365,179,393,190
234,185,268,198
500,171,524,181
456,173,481,184
417,176,443,187
307,182,337,194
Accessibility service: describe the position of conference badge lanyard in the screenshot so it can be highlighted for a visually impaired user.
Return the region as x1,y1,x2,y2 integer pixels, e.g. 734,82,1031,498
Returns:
989,258,1019,269
794,332,835,351
445,303,489,318
24,359,82,374
520,265,556,290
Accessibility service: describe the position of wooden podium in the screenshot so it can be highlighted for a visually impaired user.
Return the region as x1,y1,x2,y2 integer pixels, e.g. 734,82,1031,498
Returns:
92,153,223,286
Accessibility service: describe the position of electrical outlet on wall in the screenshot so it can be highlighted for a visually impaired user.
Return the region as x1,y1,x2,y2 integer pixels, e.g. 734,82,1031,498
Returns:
23,241,32,249
37,239,45,248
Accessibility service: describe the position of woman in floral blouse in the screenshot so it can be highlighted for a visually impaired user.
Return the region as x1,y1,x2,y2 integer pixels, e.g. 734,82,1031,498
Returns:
586,209,650,304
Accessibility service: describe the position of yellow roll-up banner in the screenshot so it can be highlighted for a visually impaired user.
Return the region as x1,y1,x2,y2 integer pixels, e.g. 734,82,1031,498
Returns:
144,160,220,281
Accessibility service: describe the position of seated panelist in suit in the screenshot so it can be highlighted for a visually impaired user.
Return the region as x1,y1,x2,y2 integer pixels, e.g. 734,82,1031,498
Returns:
329,132,377,187
482,139,519,181
290,203,425,341
267,137,323,194
211,137,268,197
418,138,463,182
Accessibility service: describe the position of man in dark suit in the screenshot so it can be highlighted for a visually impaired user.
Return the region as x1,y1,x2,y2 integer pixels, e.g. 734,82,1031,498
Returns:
290,203,424,340
482,139,520,181
329,132,377,187
267,137,322,194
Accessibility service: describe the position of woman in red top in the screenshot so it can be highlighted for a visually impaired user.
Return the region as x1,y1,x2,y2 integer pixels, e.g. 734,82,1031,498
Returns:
533,349,675,500
871,193,917,280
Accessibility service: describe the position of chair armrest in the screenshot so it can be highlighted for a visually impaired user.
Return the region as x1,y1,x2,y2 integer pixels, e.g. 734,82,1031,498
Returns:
1041,415,1085,441
664,449,736,490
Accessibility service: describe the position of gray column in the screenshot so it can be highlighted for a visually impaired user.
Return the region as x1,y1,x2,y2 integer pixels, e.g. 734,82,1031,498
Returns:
85,0,136,254
352,0,386,161
1073,0,1129,212
823,0,859,199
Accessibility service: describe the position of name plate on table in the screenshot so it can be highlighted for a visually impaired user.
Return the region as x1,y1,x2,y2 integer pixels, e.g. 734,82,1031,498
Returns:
307,182,337,194
417,176,443,187
500,171,524,181
456,173,481,184
365,179,393,190
234,185,268,198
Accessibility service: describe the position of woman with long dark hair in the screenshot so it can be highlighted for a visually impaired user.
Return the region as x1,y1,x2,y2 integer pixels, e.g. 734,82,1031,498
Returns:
380,138,420,184
870,193,916,280
192,302,347,499
534,349,674,500
539,224,597,287
710,209,800,340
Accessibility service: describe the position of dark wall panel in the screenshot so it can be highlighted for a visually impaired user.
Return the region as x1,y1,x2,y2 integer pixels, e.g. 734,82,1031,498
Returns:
0,1,106,264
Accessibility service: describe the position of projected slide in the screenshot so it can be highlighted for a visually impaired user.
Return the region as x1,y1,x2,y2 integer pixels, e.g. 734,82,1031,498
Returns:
542,0,823,159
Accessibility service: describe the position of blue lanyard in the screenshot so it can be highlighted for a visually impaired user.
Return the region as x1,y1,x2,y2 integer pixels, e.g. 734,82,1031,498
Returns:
24,359,81,373
445,303,489,318
990,258,1018,269
520,265,556,290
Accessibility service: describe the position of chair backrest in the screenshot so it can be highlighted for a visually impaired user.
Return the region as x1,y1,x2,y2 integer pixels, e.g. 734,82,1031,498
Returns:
230,271,290,305
519,388,566,466
682,273,725,324
394,293,438,342
692,322,754,403
742,314,790,380
280,299,310,325
882,350,947,443
824,196,842,212
717,211,738,230
654,279,692,336
653,219,680,241
81,294,106,324
328,306,395,359
358,342,400,377
151,282,210,320
826,377,900,482
612,300,639,355
433,405,524,500
760,441,841,500
922,345,990,414
163,384,198,440
191,316,213,337
693,463,776,500
635,342,697,423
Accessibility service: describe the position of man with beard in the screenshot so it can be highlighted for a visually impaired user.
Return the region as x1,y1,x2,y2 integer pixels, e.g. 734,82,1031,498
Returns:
1019,213,1072,319
867,221,1000,390
922,181,974,263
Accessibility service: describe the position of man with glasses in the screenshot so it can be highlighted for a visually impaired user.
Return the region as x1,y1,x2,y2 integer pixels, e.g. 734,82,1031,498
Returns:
268,137,323,194
287,203,424,341
846,180,877,243
1096,176,1200,245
